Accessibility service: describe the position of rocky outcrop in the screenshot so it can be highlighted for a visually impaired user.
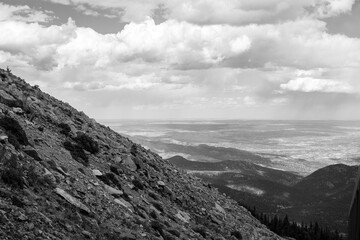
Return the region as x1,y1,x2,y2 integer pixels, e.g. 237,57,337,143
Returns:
0,68,284,239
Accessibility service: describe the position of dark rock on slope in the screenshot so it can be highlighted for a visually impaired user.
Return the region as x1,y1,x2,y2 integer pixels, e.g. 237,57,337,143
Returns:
0,68,284,239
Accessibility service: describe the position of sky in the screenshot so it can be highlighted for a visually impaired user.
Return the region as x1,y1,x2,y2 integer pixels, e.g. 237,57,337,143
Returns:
0,0,360,120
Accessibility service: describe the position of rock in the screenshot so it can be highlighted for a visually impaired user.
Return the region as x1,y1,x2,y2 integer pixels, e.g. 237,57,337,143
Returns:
23,147,42,161
114,198,134,212
122,155,137,171
43,168,57,187
82,230,91,238
157,181,165,187
0,210,9,223
104,184,123,197
0,89,21,107
209,214,222,225
17,213,28,221
12,107,24,115
0,134,8,143
119,232,137,240
92,169,103,176
55,188,90,214
175,210,191,223
215,203,226,215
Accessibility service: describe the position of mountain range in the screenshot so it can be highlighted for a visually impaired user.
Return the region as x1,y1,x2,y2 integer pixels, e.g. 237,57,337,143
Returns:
168,155,359,233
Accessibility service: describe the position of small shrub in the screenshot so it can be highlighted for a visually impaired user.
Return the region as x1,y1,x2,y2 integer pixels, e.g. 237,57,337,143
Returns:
231,230,243,239
149,210,158,219
167,229,180,237
193,227,207,238
0,72,6,79
97,173,122,189
7,132,20,149
63,141,89,166
74,133,99,154
109,165,120,175
59,122,71,136
151,201,164,213
151,221,164,235
0,116,29,146
133,179,144,190
130,144,137,156
1,155,25,188
149,191,159,200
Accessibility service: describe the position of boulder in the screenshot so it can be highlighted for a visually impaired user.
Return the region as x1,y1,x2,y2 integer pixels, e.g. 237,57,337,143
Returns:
175,210,191,223
122,155,137,171
92,169,103,176
0,89,21,107
104,184,123,197
114,198,134,212
12,107,24,115
215,203,226,215
55,188,90,214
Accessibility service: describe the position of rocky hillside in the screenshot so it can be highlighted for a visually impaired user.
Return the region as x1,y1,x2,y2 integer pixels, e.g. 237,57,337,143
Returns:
0,68,284,240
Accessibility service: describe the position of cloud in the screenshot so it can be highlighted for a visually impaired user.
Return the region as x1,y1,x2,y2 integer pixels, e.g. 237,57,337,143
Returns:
280,77,354,93
42,18,251,70
40,0,357,24
0,19,76,70
309,0,356,18
0,3,54,23
1,1,360,119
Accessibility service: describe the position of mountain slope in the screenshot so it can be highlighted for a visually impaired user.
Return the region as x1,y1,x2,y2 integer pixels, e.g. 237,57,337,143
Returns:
168,155,359,233
0,68,284,239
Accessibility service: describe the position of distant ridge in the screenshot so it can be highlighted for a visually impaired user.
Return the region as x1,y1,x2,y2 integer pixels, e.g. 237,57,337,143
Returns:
168,155,359,233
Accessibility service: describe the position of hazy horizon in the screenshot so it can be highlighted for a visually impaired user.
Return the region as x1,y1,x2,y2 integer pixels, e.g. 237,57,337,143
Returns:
102,119,360,175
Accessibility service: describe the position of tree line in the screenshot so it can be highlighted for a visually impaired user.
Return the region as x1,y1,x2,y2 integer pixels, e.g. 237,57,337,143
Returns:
243,204,344,240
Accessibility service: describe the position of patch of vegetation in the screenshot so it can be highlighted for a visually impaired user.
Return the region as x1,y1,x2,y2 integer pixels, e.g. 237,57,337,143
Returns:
231,230,243,239
132,178,144,190
7,132,21,149
109,165,120,175
0,116,29,147
149,191,159,200
193,227,207,238
74,133,99,154
1,155,25,188
63,140,89,166
167,229,180,237
0,71,6,79
151,201,164,213
244,205,343,240
130,144,137,156
96,172,122,189
151,220,164,235
59,122,71,136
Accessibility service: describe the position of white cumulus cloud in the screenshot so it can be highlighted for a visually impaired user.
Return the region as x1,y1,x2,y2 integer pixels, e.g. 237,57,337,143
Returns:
280,78,354,93
0,3,54,23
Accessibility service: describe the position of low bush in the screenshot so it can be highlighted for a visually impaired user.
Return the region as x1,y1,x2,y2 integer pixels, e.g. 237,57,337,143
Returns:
74,133,99,154
1,155,25,188
152,201,164,213
63,141,89,166
0,116,29,147
231,230,243,239
7,132,21,149
193,227,207,238
59,122,71,136
133,178,144,190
